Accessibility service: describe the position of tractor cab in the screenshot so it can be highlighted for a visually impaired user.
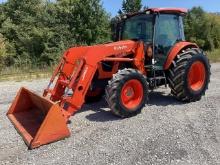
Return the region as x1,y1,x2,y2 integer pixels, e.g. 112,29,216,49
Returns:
115,8,187,68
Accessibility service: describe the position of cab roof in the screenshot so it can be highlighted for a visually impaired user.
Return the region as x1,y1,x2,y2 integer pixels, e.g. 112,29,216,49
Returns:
125,8,187,18
148,8,187,14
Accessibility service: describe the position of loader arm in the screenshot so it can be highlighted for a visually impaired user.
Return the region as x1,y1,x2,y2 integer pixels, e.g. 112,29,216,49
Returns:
44,40,145,119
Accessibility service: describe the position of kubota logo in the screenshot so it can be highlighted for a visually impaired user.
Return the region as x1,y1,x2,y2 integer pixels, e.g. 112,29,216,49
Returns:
114,45,128,51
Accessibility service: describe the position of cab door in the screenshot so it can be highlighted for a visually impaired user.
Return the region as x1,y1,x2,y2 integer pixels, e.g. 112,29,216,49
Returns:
154,14,184,66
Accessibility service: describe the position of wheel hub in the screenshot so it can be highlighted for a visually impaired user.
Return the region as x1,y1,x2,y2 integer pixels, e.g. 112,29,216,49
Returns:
124,87,134,97
188,61,206,91
121,79,144,110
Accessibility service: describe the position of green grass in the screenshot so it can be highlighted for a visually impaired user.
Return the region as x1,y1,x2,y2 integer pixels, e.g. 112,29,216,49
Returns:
207,48,220,62
0,66,53,82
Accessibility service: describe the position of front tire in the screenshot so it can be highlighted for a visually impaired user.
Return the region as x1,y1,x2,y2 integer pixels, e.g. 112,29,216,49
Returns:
105,69,148,118
168,48,211,102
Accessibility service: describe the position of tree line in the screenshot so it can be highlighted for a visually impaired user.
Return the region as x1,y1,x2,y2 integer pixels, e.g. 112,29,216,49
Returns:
0,0,110,69
0,0,220,71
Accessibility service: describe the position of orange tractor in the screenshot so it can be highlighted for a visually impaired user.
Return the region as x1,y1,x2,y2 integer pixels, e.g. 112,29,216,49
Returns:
7,8,211,149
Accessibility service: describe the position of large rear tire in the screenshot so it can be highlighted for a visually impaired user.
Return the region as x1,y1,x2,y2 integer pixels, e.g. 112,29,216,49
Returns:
168,48,211,102
105,69,148,118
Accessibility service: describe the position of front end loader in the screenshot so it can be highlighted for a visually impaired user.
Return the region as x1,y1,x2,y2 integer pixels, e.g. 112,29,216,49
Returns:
7,40,146,149
7,8,211,149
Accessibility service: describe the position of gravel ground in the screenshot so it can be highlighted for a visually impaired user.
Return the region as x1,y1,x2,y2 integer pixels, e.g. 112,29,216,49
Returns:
0,63,219,165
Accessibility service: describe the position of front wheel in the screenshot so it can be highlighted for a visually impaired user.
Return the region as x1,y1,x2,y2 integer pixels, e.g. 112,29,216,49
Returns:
105,69,148,118
168,48,211,102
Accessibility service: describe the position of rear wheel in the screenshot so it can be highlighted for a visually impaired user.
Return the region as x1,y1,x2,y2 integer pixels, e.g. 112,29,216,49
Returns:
105,69,148,118
168,48,211,102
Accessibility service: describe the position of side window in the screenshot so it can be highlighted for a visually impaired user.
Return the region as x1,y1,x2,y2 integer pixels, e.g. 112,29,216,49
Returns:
155,14,180,48
154,14,181,66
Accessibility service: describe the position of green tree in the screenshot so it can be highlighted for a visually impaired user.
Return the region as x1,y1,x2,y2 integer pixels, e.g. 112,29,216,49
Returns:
0,0,111,68
184,7,207,48
0,33,16,69
1,0,46,66
184,7,220,51
0,33,6,58
55,0,110,45
122,0,142,13
205,14,220,49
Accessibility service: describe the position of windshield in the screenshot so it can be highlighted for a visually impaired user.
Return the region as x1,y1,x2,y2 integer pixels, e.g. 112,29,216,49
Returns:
122,15,154,43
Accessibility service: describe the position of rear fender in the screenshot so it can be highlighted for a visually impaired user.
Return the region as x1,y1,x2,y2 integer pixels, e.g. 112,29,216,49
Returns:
164,42,198,70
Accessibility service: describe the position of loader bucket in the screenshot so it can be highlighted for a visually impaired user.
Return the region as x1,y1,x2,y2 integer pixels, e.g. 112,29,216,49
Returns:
7,87,70,149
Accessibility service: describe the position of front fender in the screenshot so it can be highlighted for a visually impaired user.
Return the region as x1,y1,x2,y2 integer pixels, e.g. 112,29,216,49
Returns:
164,42,198,70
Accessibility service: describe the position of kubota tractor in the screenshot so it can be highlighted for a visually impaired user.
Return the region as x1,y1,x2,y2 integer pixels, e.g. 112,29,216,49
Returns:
7,8,211,149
